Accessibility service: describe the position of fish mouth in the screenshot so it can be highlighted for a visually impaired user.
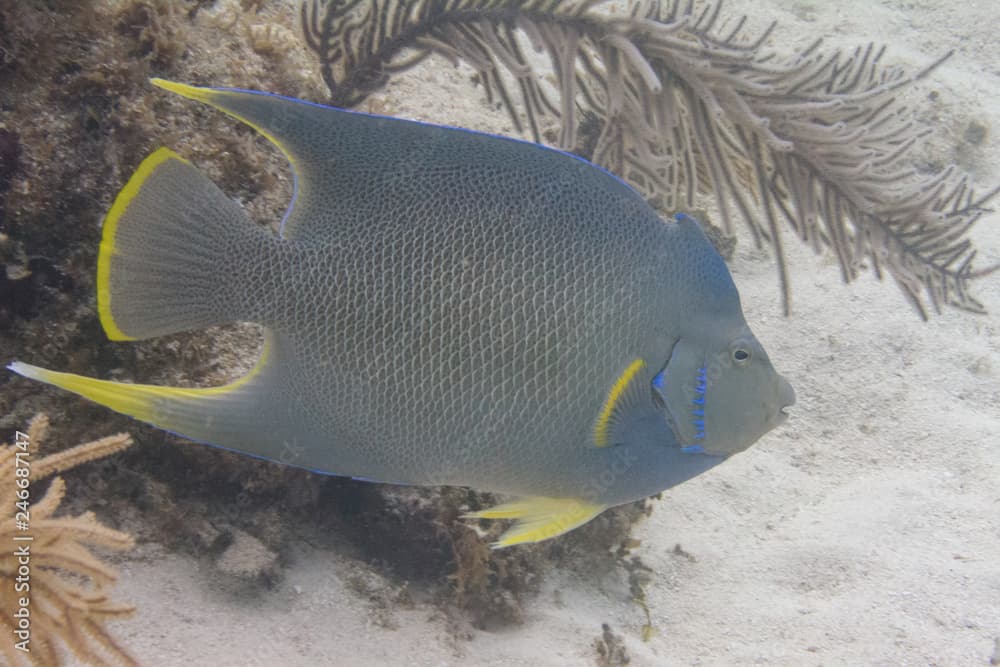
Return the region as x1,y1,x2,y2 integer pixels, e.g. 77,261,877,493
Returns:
774,376,796,425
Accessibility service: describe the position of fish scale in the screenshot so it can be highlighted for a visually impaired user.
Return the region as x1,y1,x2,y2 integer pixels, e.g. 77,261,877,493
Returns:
308,170,641,478
8,79,795,547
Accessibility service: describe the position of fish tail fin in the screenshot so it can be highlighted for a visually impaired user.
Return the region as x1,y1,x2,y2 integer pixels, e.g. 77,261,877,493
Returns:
6,335,296,463
464,497,607,549
98,147,273,341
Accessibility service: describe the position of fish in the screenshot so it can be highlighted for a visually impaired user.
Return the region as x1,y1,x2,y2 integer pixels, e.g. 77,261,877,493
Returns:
7,79,796,548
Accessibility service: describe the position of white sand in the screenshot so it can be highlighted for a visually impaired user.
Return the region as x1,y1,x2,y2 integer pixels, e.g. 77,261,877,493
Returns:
98,1,1000,664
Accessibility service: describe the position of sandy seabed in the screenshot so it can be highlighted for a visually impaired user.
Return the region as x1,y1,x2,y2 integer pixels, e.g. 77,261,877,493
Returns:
55,1,1000,665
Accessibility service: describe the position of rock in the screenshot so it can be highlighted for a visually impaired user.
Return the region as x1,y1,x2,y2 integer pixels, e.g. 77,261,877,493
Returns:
215,529,279,582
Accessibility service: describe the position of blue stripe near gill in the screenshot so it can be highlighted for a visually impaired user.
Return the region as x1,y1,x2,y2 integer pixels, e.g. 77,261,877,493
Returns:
652,369,666,391
653,362,708,449
692,365,707,440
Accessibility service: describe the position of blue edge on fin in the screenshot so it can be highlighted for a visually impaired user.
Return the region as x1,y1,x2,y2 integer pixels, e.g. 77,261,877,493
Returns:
157,425,407,486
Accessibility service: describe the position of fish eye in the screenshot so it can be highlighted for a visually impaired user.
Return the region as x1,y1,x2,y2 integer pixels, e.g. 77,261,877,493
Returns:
733,348,751,365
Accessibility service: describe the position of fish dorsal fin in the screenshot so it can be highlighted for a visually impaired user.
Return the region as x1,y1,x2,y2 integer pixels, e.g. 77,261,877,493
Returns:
464,497,606,548
153,79,353,241
593,358,649,448
152,79,641,248
152,79,593,245
671,212,739,302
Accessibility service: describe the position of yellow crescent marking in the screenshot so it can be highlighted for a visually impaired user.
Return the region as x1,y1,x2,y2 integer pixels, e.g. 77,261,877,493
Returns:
98,147,188,341
593,358,646,447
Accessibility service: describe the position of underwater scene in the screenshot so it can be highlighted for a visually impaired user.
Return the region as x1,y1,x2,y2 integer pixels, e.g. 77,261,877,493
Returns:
1,0,998,665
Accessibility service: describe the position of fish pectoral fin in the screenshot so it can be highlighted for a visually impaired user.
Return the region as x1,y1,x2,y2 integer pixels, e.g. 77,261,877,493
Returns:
463,496,607,548
593,358,649,447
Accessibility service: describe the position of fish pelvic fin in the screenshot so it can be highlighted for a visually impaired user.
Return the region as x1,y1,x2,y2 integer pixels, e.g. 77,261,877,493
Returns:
99,147,275,340
464,497,607,549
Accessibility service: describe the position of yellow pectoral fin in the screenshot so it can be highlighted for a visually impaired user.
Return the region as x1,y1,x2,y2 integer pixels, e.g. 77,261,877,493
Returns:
594,358,646,447
464,497,607,548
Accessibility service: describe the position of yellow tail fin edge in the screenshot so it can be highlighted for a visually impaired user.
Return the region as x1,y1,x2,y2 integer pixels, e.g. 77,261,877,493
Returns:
98,147,189,341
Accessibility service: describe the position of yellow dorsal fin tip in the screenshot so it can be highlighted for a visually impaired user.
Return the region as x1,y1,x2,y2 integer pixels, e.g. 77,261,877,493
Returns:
150,78,214,103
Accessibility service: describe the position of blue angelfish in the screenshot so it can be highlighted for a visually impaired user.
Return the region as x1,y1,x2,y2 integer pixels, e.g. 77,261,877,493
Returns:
9,80,795,547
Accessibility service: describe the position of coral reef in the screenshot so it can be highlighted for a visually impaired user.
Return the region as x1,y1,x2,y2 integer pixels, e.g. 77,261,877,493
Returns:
0,128,19,216
0,415,136,667
0,258,74,329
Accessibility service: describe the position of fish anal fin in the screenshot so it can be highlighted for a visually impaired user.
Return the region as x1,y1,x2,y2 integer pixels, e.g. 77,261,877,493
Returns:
464,497,607,548
6,333,286,456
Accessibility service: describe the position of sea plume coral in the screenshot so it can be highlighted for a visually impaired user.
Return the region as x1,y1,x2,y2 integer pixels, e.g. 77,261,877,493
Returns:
301,0,997,317
0,415,138,667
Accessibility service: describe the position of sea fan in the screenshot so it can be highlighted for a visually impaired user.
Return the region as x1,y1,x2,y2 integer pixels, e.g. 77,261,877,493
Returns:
300,0,997,317
0,415,137,667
